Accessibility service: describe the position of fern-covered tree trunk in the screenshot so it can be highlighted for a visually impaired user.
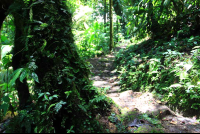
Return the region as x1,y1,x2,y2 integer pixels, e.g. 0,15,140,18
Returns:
22,0,97,132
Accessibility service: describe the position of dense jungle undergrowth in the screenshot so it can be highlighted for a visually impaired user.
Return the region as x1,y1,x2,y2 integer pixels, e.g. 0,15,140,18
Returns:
115,36,200,117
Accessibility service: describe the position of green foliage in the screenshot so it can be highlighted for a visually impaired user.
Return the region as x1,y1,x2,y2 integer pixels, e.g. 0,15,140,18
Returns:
2,54,12,69
0,15,15,46
73,5,110,59
75,21,109,58
120,0,200,40
115,35,200,112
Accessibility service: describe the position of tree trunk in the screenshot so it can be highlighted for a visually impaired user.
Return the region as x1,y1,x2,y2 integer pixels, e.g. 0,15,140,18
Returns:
104,0,107,33
147,1,160,39
109,0,114,51
0,0,32,110
116,17,119,43
13,13,32,110
27,1,93,132
113,0,126,34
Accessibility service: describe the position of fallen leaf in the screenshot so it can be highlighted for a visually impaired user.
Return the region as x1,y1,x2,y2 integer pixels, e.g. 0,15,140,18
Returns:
170,121,177,125
156,100,162,104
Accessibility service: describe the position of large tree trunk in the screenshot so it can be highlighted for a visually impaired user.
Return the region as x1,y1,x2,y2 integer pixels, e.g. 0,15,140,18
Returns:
27,1,93,132
12,12,32,110
1,0,101,132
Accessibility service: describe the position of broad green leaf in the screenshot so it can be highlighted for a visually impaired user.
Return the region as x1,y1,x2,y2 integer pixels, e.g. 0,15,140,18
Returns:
0,83,5,87
164,0,171,7
3,96,10,102
184,64,193,72
192,46,200,49
20,69,28,83
40,23,48,28
78,104,87,113
9,68,23,86
55,101,66,113
65,91,72,98
191,75,199,85
45,92,50,95
188,36,194,42
1,35,8,42
49,94,58,100
44,94,48,100
180,71,188,80
47,104,56,112
0,103,9,116
52,94,58,98
32,72,39,83
38,93,44,98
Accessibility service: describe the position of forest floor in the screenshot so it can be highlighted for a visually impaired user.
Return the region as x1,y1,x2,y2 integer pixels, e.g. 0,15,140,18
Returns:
87,40,200,133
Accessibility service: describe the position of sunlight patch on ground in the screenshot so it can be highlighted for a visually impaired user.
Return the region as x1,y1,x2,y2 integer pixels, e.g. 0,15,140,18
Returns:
108,90,163,114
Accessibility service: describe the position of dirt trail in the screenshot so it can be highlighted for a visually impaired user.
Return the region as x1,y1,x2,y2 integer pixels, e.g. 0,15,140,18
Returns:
87,41,200,133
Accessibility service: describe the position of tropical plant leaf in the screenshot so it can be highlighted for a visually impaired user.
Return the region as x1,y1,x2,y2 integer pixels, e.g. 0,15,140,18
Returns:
54,101,67,113
44,94,48,101
9,68,23,86
20,69,28,83
32,72,39,83
78,104,87,113
0,103,9,116
49,94,59,100
164,0,171,7
3,95,10,103
47,104,56,112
